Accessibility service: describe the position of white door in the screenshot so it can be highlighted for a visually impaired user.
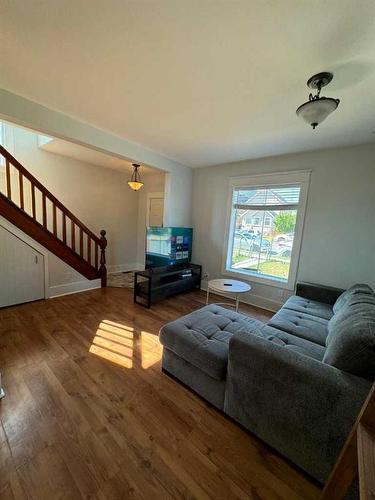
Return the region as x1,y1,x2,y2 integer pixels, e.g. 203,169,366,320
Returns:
148,197,164,227
0,226,45,308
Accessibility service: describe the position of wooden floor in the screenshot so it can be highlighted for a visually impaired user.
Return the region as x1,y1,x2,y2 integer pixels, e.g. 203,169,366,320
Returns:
0,288,320,500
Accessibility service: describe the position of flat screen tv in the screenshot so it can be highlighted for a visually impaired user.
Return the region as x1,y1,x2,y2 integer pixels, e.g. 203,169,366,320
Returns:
145,227,193,268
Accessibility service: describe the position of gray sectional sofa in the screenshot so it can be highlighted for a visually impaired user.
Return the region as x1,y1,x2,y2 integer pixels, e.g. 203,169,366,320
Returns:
159,282,375,484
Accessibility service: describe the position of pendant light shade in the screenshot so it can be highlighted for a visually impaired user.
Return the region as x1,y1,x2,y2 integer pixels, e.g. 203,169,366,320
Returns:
128,163,144,191
296,97,339,129
296,72,340,129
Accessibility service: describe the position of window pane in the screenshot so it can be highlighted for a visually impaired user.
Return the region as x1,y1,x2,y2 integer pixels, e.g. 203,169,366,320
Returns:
229,207,297,282
233,185,300,207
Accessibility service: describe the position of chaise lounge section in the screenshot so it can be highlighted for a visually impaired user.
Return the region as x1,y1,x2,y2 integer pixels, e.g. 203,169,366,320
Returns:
159,282,375,484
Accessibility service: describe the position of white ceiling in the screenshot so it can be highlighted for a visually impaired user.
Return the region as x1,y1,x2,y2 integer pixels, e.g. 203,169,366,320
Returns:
2,0,375,167
39,137,161,176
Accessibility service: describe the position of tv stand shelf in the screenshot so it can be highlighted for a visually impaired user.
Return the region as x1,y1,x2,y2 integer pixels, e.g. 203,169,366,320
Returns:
134,263,202,308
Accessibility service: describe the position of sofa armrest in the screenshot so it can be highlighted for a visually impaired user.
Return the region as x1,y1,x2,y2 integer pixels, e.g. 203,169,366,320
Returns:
225,332,371,482
295,281,344,305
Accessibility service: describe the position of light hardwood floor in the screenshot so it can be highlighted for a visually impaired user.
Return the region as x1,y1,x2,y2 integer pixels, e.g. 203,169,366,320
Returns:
0,288,320,499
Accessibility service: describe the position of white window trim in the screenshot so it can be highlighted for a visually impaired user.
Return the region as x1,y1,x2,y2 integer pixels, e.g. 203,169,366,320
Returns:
222,170,311,291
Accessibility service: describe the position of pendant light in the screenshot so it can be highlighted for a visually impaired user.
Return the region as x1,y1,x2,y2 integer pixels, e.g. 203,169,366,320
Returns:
128,163,144,191
296,72,340,129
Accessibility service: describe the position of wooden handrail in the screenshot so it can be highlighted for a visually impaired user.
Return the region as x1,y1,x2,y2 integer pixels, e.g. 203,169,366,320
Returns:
0,145,100,244
0,145,107,283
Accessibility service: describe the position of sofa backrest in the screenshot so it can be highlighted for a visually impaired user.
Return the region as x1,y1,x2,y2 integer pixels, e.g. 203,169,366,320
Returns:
332,283,374,314
324,286,375,380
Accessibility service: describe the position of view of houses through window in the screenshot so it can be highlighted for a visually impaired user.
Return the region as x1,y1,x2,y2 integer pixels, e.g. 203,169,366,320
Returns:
227,185,301,282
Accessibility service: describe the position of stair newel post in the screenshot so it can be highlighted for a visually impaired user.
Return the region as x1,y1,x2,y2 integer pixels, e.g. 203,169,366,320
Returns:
99,229,107,288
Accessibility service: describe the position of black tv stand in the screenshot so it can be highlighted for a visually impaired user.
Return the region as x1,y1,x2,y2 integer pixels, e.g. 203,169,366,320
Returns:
133,263,202,308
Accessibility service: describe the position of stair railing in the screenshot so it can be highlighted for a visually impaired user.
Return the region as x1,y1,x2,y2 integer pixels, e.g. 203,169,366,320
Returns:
0,145,107,286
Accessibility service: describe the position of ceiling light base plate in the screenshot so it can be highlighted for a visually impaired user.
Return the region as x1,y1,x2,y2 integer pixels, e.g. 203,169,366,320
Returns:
307,72,333,89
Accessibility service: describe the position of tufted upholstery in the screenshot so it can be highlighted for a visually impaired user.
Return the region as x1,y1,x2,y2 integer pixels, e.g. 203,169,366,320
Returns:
159,304,266,379
159,282,374,486
159,304,327,380
282,295,334,320
268,308,329,346
259,324,326,361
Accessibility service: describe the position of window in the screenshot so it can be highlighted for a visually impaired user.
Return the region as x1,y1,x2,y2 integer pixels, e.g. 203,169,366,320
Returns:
224,171,310,289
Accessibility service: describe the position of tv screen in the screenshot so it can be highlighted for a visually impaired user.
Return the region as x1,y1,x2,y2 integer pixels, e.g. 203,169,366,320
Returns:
146,227,193,268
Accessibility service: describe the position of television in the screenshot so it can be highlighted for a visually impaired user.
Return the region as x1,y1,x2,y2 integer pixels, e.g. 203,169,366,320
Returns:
145,227,193,268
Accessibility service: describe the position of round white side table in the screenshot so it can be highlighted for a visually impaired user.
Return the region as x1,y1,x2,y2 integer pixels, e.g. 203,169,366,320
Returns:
206,278,251,312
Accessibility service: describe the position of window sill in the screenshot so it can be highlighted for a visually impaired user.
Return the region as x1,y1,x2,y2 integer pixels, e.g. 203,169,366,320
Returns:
223,267,295,290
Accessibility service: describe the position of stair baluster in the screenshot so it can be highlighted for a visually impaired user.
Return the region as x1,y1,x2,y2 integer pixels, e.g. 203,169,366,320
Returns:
0,145,107,286
99,230,107,288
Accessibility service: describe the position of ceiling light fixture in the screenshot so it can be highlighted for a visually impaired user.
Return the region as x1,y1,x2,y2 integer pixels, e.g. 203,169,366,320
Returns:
296,72,340,129
128,163,144,191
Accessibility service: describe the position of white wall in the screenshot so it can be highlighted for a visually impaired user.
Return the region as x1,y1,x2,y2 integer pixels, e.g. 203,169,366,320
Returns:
0,124,163,297
164,170,192,227
9,125,140,269
192,143,375,311
136,174,166,268
0,215,101,298
0,89,193,228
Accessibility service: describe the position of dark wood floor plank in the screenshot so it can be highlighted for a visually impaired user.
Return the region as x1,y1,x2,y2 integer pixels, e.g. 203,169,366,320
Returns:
16,444,83,500
0,288,320,500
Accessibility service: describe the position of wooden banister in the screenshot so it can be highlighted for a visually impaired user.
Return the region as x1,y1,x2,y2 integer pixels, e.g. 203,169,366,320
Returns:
31,184,36,219
62,212,67,243
0,145,100,244
19,171,24,210
5,158,11,198
95,243,99,271
99,230,107,287
42,192,47,228
0,145,107,286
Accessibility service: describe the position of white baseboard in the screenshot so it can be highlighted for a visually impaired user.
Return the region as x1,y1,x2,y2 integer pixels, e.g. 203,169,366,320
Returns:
200,280,283,313
48,279,101,298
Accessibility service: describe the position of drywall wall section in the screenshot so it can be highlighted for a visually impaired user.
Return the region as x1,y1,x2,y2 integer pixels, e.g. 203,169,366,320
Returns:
0,89,193,228
163,170,192,227
0,216,101,298
136,174,166,269
192,143,375,311
6,124,140,273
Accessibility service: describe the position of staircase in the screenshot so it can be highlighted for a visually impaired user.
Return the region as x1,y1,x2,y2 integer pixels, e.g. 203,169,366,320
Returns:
0,145,107,287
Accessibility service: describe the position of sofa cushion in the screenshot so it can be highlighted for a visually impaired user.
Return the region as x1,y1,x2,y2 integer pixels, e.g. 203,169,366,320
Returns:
327,295,375,346
283,295,334,320
259,325,326,361
159,304,265,380
268,308,328,346
323,302,375,379
333,284,374,314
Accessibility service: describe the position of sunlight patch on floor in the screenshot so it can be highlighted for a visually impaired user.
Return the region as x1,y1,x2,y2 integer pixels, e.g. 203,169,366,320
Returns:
89,344,133,368
95,329,134,347
140,330,162,369
89,321,162,369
